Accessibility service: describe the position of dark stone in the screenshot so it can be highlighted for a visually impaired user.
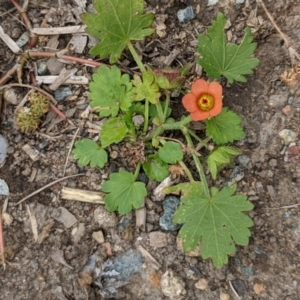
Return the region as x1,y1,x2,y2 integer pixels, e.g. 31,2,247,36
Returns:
159,195,181,231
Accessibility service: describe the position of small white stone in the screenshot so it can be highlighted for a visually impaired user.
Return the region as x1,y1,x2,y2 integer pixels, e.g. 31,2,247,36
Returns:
92,230,104,244
195,278,208,290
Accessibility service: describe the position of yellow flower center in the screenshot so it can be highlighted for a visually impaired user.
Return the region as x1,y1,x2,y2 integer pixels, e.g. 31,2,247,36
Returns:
197,94,214,111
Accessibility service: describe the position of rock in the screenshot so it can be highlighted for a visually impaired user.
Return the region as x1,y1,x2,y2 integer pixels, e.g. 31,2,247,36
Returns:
159,195,181,231
160,270,186,300
54,87,73,101
225,166,244,186
253,283,265,295
37,61,48,75
0,178,9,196
69,35,87,54
94,206,117,229
177,6,195,22
72,223,85,243
220,293,230,300
288,96,294,104
0,135,7,163
268,158,278,167
52,207,77,228
149,231,168,248
195,278,208,290
268,93,288,108
231,279,246,296
16,31,29,47
102,251,144,281
279,129,298,145
286,145,299,157
282,105,291,115
92,230,105,244
238,155,250,167
241,266,255,276
282,211,292,219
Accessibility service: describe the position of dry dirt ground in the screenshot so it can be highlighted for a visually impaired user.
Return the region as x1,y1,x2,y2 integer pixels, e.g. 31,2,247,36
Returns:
1,0,300,299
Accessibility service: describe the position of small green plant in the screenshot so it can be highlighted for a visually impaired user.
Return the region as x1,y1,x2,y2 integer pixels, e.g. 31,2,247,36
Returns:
16,92,50,132
73,0,260,268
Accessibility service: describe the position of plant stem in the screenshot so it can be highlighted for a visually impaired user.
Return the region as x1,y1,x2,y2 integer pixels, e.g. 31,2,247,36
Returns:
162,115,192,131
178,160,195,182
133,161,142,181
162,93,170,123
143,99,149,133
156,101,164,124
183,130,210,198
127,42,146,73
188,129,208,149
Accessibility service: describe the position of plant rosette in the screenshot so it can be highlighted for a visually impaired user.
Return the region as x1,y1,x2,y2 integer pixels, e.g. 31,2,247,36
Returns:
71,0,260,269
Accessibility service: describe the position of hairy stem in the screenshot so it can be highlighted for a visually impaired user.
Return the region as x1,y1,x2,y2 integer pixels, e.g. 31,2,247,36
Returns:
183,130,210,198
143,99,149,133
162,93,170,123
155,101,164,124
133,161,142,181
178,160,194,182
127,42,146,73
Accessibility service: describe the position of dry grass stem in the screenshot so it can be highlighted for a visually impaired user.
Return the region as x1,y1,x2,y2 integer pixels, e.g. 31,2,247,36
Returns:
63,127,80,176
16,174,85,205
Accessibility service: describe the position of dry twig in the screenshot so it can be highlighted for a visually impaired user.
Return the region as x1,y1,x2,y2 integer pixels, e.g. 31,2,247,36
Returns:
16,174,85,205
0,204,5,269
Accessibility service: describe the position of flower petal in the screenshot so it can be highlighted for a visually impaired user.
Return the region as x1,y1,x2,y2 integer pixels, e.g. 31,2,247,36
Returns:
190,110,210,121
208,101,223,117
207,81,223,100
191,79,209,97
182,93,198,112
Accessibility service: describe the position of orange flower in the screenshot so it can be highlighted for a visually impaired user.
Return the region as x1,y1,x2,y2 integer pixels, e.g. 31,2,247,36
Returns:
182,79,223,121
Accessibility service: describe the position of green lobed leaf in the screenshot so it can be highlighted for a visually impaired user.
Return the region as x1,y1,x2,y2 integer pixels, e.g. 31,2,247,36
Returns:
207,146,241,179
89,65,132,117
131,72,161,104
158,141,183,164
102,169,147,215
205,107,246,145
101,117,128,148
164,181,203,200
81,0,154,63
173,184,254,269
72,139,108,168
142,154,169,182
197,13,260,83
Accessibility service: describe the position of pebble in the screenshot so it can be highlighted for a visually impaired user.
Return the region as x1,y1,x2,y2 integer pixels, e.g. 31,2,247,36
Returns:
0,134,7,163
52,207,77,229
177,6,196,22
282,211,292,219
16,31,29,47
282,105,291,115
286,145,299,158
54,87,73,101
159,195,181,231
254,246,263,255
231,279,246,296
160,270,186,299
241,266,255,276
225,166,244,186
279,129,298,145
288,96,294,104
268,158,278,167
195,278,208,290
0,179,9,196
268,93,288,108
238,155,250,167
92,230,105,244
220,293,230,300
149,231,168,248
37,61,48,75
102,250,144,281
94,206,117,229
